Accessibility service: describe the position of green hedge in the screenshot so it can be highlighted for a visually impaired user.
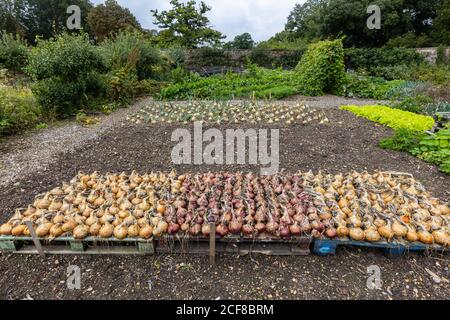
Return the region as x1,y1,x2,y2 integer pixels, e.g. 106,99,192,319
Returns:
345,48,425,78
0,85,41,136
296,39,346,95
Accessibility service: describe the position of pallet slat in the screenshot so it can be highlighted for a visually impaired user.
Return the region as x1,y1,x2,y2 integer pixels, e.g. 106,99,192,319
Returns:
313,238,449,257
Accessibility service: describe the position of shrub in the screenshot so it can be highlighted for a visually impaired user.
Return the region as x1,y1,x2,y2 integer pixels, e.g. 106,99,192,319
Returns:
0,85,41,136
101,31,163,81
0,32,29,72
340,105,434,132
296,39,346,96
391,94,433,114
26,33,107,117
343,73,407,100
379,129,427,152
345,48,425,75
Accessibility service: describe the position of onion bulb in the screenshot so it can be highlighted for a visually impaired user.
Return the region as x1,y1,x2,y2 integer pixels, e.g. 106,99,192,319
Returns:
128,224,140,237
89,222,102,236
337,226,349,237
349,228,365,241
36,222,53,237
114,225,128,239
139,225,153,239
99,222,114,238
364,228,381,242
406,230,419,242
392,221,408,238
0,223,12,235
418,230,433,244
50,223,64,237
73,224,89,239
432,230,449,246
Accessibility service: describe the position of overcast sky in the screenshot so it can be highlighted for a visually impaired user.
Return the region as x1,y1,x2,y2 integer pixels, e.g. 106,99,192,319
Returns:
91,0,302,42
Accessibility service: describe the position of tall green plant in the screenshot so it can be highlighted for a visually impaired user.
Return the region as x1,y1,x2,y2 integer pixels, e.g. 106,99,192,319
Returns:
296,39,346,95
0,31,29,72
27,33,107,117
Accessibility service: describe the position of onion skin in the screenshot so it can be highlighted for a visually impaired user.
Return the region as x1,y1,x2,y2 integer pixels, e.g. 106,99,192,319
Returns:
349,228,365,241
216,224,228,237
337,226,349,237
418,230,433,244
0,223,12,235
325,228,337,239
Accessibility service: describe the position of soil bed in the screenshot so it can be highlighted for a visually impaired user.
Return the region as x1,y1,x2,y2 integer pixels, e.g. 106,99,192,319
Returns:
0,98,448,300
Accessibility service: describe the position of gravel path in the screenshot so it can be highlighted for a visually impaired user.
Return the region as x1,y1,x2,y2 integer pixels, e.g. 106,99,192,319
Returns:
0,97,151,188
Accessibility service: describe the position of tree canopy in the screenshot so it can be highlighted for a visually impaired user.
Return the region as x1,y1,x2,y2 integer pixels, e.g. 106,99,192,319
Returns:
0,0,93,44
278,0,450,48
223,33,255,49
151,0,224,48
87,0,141,42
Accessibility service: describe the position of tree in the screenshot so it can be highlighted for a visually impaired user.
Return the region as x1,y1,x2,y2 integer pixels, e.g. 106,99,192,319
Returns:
151,0,225,48
87,0,141,42
10,0,93,44
224,33,255,49
432,0,450,45
0,0,27,36
279,0,447,47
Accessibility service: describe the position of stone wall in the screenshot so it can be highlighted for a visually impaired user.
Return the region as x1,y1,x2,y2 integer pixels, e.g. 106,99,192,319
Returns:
415,47,450,63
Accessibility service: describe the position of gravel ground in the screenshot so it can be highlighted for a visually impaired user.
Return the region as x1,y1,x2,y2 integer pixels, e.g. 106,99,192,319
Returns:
0,97,150,188
0,249,448,300
0,96,448,300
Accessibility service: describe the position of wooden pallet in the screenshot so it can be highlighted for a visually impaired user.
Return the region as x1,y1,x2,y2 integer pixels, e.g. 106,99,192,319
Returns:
156,234,311,256
0,236,155,255
313,238,449,257
0,233,311,256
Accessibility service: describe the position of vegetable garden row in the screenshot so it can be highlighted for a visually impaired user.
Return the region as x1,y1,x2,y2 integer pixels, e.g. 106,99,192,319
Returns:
1,170,448,248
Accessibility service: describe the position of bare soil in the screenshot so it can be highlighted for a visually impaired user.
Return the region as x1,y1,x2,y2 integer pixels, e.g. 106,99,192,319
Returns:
0,97,448,300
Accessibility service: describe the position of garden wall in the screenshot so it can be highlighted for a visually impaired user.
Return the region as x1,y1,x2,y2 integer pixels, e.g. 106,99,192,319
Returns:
416,47,450,63
180,47,448,75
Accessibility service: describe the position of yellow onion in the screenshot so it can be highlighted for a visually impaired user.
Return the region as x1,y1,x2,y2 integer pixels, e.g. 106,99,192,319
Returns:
50,223,64,237
62,219,77,232
99,222,114,238
337,226,349,237
349,228,365,241
392,221,408,237
364,228,381,242
418,230,433,244
114,225,128,239
139,225,153,239
11,224,26,236
406,230,419,242
378,225,394,240
437,204,450,215
432,230,449,246
128,224,140,237
36,222,53,237
85,215,98,226
23,226,31,236
0,222,13,235
73,224,89,239
89,222,102,236
53,213,65,224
